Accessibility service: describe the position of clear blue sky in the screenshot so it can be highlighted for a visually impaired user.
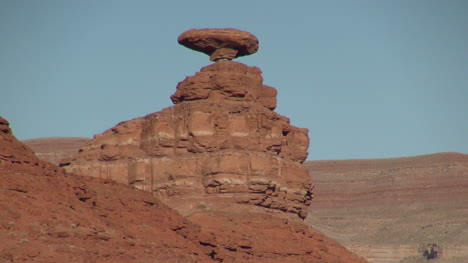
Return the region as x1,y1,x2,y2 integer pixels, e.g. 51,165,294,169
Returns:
1,0,467,160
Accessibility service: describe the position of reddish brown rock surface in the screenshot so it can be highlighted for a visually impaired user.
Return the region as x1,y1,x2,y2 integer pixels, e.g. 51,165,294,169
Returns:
178,28,259,60
62,30,312,219
0,116,211,262
20,130,468,262
0,117,60,177
1,117,367,263
170,61,278,110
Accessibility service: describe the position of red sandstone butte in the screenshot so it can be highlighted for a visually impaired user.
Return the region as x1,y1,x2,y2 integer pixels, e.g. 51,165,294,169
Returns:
61,29,312,219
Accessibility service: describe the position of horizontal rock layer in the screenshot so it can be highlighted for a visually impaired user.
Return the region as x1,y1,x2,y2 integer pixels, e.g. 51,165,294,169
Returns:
171,61,277,110
306,153,468,209
305,153,468,263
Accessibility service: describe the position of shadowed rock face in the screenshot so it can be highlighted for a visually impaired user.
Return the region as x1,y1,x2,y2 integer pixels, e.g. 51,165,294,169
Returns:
61,29,313,219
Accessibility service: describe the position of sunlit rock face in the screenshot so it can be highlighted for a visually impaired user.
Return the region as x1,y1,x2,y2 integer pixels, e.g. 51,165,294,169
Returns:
62,28,312,219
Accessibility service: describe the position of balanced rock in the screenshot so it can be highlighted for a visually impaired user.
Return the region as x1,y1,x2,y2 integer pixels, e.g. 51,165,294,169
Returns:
178,28,259,61
62,29,312,219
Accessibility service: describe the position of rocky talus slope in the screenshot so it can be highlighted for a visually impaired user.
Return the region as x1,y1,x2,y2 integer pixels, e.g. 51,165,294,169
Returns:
23,137,90,165
61,28,312,219
1,116,367,262
305,153,468,263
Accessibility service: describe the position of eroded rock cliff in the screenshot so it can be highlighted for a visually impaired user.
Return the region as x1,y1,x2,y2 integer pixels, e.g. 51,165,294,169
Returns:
61,28,312,219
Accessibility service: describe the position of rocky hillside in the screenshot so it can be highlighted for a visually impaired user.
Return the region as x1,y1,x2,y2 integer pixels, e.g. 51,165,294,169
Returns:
21,135,468,262
305,153,468,263
1,116,208,262
2,115,367,262
21,133,468,263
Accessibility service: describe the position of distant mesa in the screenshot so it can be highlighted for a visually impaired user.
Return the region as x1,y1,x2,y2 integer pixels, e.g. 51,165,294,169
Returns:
178,28,259,61
305,152,468,262
23,137,91,165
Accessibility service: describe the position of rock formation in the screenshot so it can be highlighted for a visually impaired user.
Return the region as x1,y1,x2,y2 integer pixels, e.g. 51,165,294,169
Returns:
177,28,259,61
1,117,367,262
0,117,211,262
61,28,313,219
0,117,60,176
24,131,467,262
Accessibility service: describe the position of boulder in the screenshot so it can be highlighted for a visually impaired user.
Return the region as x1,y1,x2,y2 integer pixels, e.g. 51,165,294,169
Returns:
178,28,259,60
